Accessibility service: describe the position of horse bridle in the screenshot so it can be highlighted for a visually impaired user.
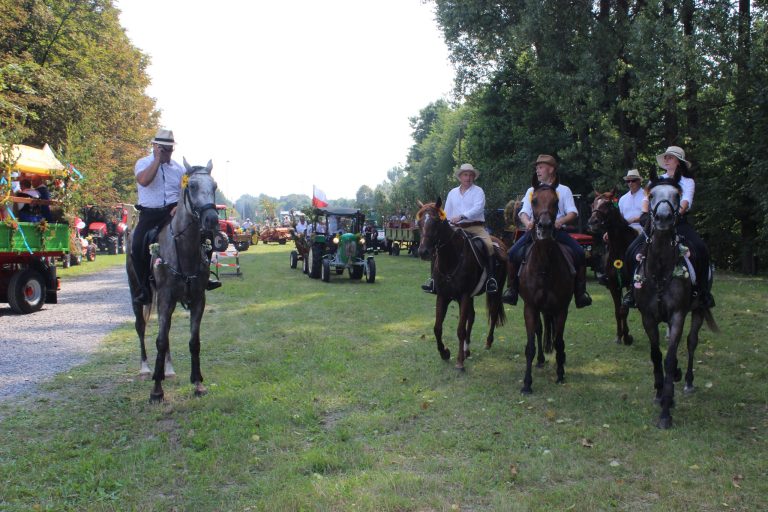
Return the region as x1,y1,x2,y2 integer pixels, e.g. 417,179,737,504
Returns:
532,184,559,239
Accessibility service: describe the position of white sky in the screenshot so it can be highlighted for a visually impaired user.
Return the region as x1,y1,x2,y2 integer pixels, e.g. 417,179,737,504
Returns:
116,0,455,202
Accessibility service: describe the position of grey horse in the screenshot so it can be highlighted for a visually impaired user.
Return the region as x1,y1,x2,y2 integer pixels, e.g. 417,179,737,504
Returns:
634,171,718,429
126,158,220,402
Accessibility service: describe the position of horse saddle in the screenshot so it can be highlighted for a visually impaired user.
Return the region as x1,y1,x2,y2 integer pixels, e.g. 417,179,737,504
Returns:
519,240,576,277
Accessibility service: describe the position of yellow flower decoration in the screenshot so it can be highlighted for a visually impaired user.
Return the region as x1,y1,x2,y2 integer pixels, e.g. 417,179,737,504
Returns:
613,259,623,269
181,174,190,189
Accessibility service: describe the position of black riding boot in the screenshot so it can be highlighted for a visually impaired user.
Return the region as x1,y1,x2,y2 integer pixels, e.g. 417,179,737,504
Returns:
486,255,498,294
421,277,435,294
574,265,592,308
502,261,519,305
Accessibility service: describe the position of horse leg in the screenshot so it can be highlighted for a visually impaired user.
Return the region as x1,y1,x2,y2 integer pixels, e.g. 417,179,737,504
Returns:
189,297,207,397
642,315,664,404
658,312,687,429
455,297,471,371
164,351,176,379
684,310,704,394
133,302,151,378
535,313,545,368
434,296,451,361
465,299,475,359
554,311,569,384
150,301,177,402
521,305,538,394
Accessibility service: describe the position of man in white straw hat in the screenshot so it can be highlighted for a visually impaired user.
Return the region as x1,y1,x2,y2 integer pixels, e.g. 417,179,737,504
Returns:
421,163,500,294
130,128,220,304
618,169,644,233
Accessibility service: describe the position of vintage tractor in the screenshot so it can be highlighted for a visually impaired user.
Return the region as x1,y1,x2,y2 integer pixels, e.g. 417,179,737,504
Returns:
81,204,131,255
306,207,376,283
216,205,251,251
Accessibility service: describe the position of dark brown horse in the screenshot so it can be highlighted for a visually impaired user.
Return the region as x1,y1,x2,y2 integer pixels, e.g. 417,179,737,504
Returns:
587,189,638,345
516,180,574,394
416,199,507,371
634,172,719,429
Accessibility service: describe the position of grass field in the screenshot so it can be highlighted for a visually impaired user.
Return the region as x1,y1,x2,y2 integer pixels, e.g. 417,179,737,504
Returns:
1,244,766,511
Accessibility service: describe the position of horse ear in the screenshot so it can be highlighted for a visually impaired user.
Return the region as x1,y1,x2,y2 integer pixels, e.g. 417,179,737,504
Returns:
435,197,442,209
417,200,424,208
648,167,658,185
183,157,192,172
205,160,213,173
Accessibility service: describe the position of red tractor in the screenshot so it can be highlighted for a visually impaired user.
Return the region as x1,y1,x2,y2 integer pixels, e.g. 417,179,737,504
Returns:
216,205,252,251
81,204,132,255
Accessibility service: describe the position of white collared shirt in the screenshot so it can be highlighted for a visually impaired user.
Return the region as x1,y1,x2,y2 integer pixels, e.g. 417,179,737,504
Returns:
619,188,645,232
444,184,486,222
134,154,184,208
519,183,578,221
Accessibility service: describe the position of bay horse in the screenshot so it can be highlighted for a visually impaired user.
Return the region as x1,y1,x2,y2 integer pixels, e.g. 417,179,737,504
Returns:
587,189,638,345
416,199,507,371
517,178,574,394
126,159,220,402
634,171,718,428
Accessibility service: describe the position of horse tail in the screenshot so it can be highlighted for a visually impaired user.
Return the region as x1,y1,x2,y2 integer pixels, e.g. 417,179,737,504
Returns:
703,307,720,333
486,292,506,328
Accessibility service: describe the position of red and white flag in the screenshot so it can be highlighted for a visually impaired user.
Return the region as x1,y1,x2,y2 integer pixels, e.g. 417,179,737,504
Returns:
312,186,329,208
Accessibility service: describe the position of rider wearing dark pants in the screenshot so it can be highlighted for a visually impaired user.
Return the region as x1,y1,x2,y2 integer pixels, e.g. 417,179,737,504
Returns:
622,146,714,308
502,154,592,308
132,128,220,305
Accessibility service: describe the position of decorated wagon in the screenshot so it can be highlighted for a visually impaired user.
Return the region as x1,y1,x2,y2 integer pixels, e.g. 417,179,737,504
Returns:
0,144,74,313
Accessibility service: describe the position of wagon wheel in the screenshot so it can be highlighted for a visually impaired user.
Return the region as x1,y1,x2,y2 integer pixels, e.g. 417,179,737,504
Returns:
289,250,298,269
308,246,322,278
8,269,47,314
87,245,97,261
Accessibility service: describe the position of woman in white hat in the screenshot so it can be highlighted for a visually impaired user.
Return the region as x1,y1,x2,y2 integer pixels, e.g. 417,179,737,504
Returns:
623,146,714,308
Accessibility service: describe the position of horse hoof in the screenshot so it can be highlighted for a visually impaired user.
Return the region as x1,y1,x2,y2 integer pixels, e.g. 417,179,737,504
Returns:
149,391,164,403
520,387,532,395
556,378,565,384
485,341,493,350
613,337,621,345
455,365,465,372
194,385,208,397
440,350,451,361
624,335,634,346
684,385,695,394
656,417,673,429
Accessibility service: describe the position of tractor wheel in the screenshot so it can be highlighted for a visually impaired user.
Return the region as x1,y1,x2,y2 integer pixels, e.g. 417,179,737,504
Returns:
289,250,298,269
321,259,332,282
87,245,97,262
71,252,82,266
302,256,309,274
392,243,401,256
349,265,364,280
308,246,322,279
8,269,47,314
107,236,118,255
365,258,376,283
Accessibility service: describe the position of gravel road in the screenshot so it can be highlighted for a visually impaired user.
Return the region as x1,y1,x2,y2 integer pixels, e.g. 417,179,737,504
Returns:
0,265,134,401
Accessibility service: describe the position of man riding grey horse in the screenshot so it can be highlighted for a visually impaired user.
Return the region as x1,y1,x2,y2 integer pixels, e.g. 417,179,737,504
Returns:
131,128,221,305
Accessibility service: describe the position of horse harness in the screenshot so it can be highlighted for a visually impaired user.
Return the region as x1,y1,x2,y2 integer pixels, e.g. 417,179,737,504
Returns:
156,178,217,304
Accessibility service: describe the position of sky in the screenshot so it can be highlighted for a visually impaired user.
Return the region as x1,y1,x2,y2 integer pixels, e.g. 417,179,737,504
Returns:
116,0,456,202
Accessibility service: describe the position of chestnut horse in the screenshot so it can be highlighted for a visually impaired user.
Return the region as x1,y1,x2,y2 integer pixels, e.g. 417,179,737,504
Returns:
634,171,718,429
416,199,507,371
517,180,574,394
587,189,638,345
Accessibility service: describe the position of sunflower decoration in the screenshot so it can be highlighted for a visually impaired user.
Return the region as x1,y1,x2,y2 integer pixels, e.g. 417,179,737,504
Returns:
438,208,447,220
181,174,190,189
613,259,623,269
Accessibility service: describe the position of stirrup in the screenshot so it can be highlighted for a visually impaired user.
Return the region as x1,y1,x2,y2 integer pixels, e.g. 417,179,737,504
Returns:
486,278,498,294
575,291,592,308
421,279,435,294
206,279,222,291
622,290,635,308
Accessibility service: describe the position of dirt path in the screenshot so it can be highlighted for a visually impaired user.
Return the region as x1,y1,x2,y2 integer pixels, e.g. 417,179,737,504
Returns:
0,265,133,400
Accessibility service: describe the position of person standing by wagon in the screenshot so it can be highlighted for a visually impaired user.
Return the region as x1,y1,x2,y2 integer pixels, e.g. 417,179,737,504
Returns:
502,154,592,308
131,128,220,305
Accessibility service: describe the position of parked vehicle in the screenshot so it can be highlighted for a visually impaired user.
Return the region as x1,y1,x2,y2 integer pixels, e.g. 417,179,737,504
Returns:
259,226,292,245
216,205,251,251
306,207,376,283
81,203,132,255
384,224,419,256
0,143,71,313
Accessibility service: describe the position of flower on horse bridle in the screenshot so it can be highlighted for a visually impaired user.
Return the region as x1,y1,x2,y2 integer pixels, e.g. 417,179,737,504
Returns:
181,174,190,189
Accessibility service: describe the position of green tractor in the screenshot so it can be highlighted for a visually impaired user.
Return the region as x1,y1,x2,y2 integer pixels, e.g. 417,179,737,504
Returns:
306,207,376,283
